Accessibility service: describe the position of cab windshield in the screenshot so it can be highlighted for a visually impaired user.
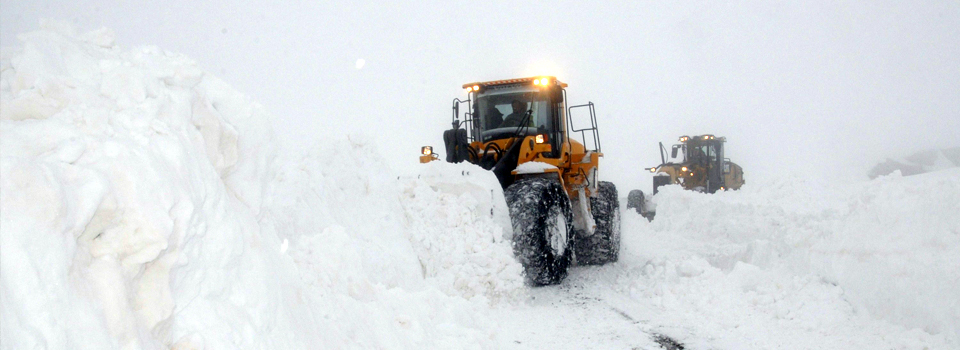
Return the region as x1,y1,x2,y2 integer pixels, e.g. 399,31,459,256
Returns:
685,142,718,162
474,86,557,142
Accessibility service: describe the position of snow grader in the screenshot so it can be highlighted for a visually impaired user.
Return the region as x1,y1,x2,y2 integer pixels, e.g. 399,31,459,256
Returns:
419,76,620,285
628,135,744,218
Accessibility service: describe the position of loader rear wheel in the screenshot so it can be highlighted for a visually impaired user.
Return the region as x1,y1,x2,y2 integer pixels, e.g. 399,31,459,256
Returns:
574,181,621,265
504,177,574,286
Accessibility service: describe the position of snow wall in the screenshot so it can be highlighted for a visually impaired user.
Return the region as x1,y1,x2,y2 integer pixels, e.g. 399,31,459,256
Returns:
1,23,522,349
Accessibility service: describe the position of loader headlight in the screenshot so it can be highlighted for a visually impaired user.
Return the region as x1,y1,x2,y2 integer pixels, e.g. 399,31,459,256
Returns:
535,134,546,144
421,146,433,156
681,166,688,172
647,167,657,173
679,136,689,142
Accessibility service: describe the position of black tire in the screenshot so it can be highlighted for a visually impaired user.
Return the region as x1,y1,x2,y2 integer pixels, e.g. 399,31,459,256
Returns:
504,177,574,286
626,189,645,215
574,181,621,265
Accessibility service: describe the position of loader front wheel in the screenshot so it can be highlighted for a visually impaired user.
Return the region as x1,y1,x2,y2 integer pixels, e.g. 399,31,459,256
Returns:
504,177,574,286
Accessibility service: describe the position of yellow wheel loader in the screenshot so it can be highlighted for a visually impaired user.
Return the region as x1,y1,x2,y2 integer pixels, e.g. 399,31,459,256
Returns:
628,135,744,218
420,77,620,285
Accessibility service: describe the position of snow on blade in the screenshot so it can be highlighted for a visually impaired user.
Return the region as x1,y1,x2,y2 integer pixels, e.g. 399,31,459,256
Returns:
514,161,557,175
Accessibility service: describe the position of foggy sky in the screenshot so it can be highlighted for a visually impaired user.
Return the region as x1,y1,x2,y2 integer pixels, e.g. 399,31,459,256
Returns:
3,0,958,191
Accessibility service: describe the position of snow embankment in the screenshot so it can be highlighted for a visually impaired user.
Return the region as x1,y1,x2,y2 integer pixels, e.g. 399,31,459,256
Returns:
1,23,524,349
1,22,302,349
260,138,526,347
630,169,960,347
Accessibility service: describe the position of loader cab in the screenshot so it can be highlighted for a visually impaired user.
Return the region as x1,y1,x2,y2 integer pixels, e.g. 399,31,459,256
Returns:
438,76,601,191
675,135,723,163
677,135,726,193
685,141,720,164
470,81,564,158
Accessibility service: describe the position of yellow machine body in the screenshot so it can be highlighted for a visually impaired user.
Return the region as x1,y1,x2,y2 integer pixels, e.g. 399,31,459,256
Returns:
423,76,604,200
649,135,744,193
480,136,601,199
419,76,619,285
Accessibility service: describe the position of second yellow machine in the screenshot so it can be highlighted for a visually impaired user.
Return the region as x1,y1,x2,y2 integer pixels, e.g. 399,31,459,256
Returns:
421,76,620,285
627,134,745,218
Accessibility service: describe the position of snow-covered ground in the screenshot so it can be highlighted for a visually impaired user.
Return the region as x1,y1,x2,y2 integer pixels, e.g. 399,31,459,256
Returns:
2,24,958,349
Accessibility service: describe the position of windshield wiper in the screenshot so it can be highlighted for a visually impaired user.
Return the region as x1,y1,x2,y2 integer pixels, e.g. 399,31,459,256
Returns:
509,109,533,141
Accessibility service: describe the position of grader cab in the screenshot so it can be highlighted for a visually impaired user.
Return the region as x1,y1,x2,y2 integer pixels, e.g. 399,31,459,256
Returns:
420,77,620,285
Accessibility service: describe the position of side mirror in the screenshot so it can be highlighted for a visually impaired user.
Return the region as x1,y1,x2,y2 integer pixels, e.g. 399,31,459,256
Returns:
671,145,680,159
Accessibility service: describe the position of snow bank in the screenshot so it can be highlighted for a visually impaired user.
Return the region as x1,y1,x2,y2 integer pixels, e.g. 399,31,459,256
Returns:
399,161,523,300
263,137,522,300
259,137,526,347
1,23,521,349
0,23,523,349
1,21,301,349
628,169,960,347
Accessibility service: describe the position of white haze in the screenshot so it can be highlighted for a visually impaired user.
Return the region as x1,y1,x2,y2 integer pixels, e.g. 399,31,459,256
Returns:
3,0,958,190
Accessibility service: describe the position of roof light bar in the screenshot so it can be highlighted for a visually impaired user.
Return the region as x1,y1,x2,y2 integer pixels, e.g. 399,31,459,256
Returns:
462,76,567,89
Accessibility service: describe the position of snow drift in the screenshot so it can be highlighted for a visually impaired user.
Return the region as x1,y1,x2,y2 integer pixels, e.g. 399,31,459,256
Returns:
1,21,302,349
1,23,522,349
628,170,960,347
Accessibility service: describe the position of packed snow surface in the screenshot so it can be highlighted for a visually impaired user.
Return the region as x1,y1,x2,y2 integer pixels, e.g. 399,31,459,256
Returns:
2,24,958,349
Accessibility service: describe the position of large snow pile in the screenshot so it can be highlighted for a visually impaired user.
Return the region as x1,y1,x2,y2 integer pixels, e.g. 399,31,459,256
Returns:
258,137,524,348
1,23,521,349
398,162,523,300
0,22,301,349
621,169,960,348
259,137,527,346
